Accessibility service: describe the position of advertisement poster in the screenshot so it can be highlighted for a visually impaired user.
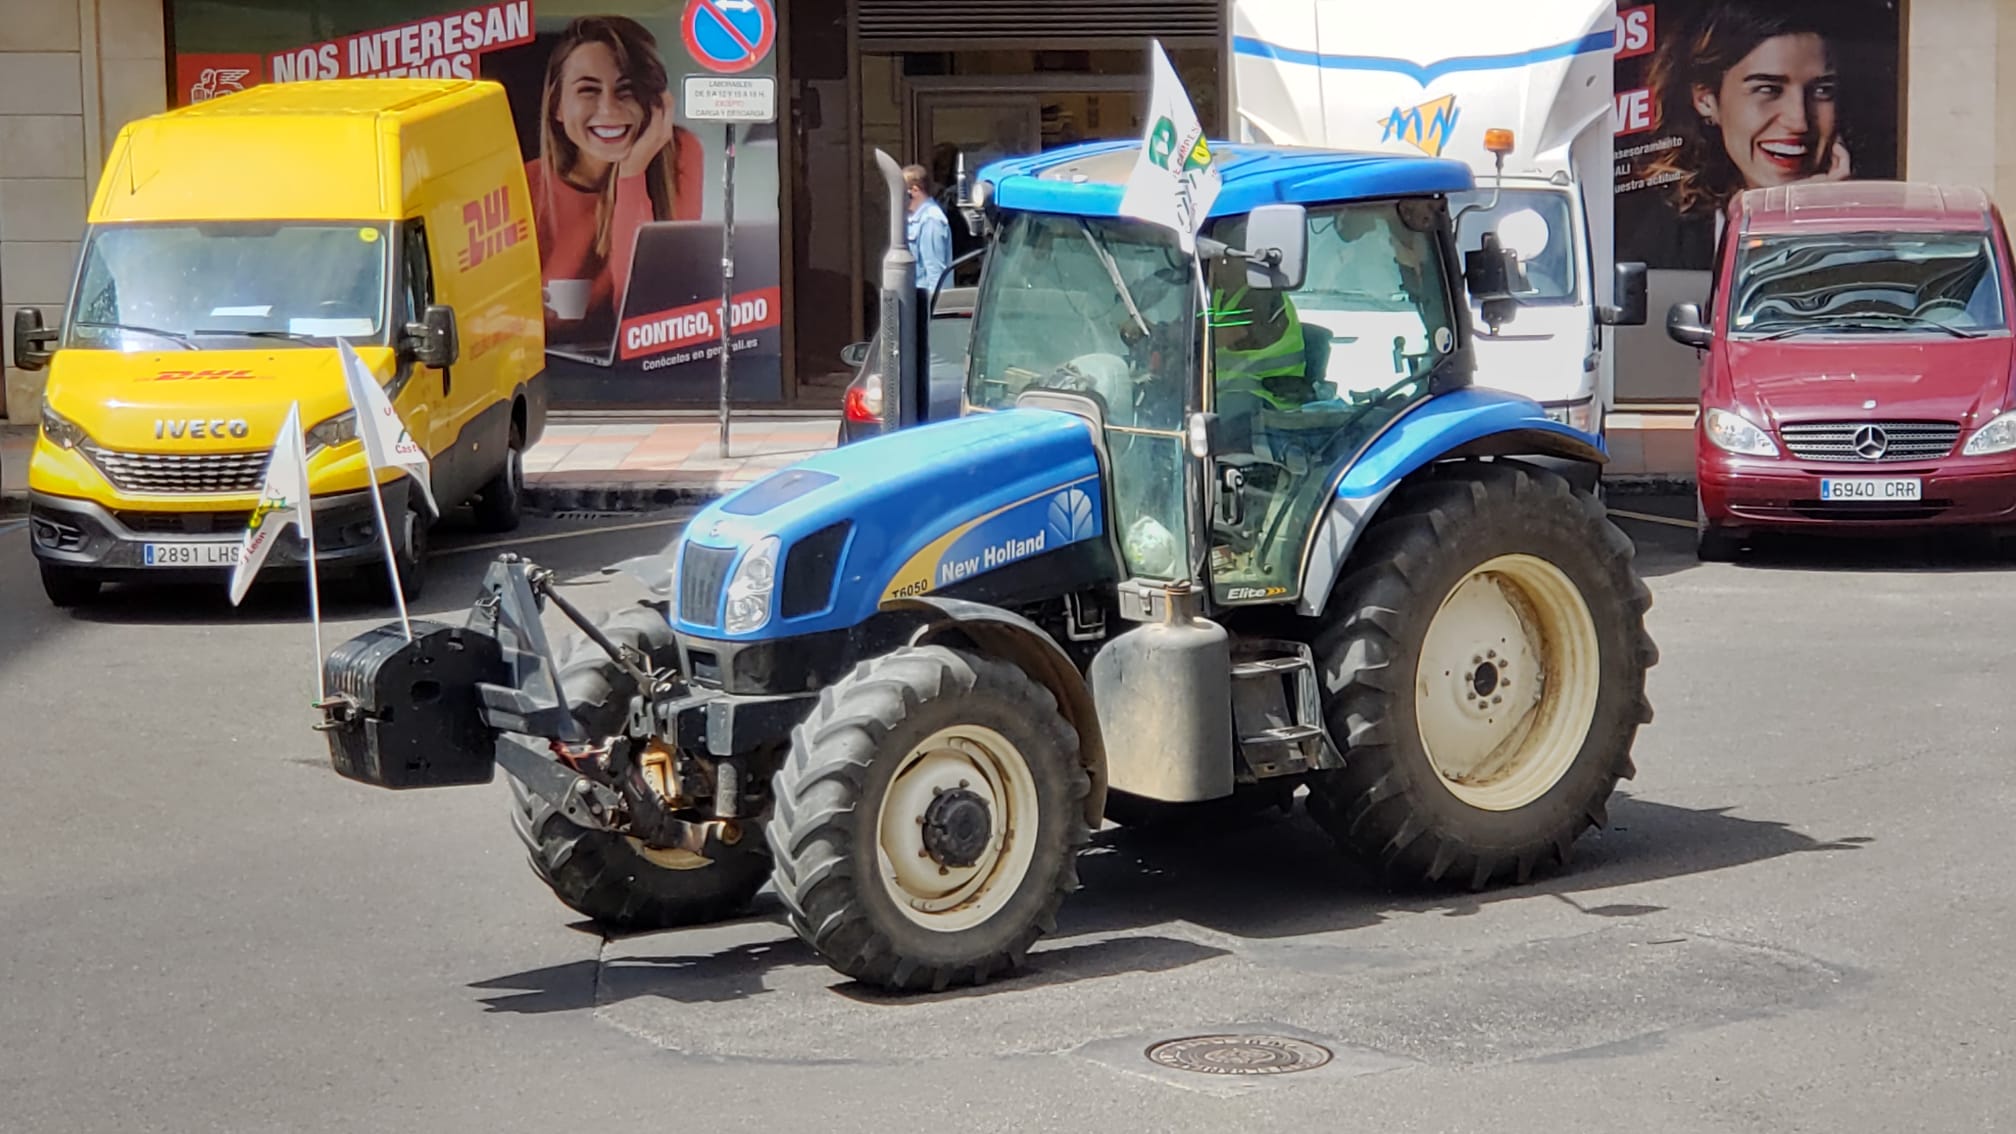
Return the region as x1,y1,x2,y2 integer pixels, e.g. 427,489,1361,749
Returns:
1612,0,1904,270
170,1,784,408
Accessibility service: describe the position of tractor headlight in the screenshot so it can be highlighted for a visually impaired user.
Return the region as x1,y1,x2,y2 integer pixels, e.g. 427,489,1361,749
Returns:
1964,409,2016,455
1704,408,1779,457
305,410,359,454
724,536,780,635
40,405,88,450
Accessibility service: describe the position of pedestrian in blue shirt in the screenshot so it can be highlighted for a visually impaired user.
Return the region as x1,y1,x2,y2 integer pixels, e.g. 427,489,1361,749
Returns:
903,164,953,296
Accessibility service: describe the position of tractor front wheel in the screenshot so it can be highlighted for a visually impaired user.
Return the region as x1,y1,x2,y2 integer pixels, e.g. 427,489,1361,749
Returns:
1308,459,1656,889
508,601,770,932
767,646,1089,992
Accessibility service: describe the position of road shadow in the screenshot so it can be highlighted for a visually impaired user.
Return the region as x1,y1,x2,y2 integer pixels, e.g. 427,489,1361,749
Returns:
1062,792,1868,941
1715,530,2016,575
45,512,691,629
469,791,1863,1013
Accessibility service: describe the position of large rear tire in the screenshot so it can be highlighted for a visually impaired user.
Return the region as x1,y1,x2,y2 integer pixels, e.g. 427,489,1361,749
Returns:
767,646,1089,992
508,601,770,932
1307,459,1656,889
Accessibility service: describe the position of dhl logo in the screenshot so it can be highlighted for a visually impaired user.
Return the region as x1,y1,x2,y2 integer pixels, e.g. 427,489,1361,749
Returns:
458,185,530,271
1380,94,1461,158
149,369,264,381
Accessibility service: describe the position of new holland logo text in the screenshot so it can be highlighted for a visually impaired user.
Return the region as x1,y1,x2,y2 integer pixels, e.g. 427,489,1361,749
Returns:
458,185,530,271
148,369,264,382
1380,94,1461,158
156,418,251,440
938,531,1046,588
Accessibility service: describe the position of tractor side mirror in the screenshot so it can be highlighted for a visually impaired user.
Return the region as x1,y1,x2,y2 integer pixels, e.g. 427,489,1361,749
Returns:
12,307,58,371
1666,302,1713,350
840,341,871,369
1600,262,1649,326
1240,204,1308,291
404,304,459,368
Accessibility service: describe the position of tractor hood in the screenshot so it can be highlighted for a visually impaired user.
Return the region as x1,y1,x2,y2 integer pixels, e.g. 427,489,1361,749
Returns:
671,409,1111,641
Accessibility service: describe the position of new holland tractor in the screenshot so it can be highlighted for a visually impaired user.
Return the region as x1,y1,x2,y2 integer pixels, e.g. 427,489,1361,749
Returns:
316,139,1657,993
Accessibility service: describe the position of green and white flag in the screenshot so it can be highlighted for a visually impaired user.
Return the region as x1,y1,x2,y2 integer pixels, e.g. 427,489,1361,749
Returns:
1119,40,1221,253
228,401,311,607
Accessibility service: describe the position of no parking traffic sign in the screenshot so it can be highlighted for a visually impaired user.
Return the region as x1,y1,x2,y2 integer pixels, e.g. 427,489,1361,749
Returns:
682,0,776,74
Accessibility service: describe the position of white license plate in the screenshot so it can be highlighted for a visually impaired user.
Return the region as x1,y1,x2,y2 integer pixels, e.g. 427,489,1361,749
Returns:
1819,477,1922,502
142,541,241,568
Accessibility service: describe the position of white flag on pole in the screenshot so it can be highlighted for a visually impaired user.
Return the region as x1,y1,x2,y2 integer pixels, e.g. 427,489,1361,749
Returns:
228,401,311,606
1119,40,1222,253
338,339,438,517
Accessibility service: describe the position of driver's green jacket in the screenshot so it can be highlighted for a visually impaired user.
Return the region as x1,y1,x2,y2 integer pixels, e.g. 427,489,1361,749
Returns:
1210,284,1308,411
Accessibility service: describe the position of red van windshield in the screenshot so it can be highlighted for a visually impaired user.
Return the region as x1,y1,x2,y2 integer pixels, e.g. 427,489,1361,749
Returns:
1729,231,2007,338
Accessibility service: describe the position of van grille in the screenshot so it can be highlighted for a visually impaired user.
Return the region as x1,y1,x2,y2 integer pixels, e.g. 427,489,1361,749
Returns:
1778,421,1960,463
85,446,269,495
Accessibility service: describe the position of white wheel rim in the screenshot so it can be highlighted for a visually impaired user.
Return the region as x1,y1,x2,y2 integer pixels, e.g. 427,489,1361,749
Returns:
1414,554,1601,811
875,725,1040,932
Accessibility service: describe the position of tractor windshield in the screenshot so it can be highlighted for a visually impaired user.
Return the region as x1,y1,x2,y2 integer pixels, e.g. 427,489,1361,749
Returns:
968,213,1202,580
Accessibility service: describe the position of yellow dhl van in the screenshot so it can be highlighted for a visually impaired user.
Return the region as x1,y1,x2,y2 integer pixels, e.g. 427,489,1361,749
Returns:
12,78,545,606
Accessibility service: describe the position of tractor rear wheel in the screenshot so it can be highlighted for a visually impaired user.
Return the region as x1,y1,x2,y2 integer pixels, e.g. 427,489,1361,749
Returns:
767,645,1089,992
1307,459,1656,889
507,601,770,932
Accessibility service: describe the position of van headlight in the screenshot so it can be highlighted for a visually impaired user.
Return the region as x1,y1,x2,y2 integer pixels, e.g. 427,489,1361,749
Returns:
305,410,359,454
1964,410,2016,455
1704,408,1779,457
723,536,780,634
40,405,88,450
1544,401,1596,434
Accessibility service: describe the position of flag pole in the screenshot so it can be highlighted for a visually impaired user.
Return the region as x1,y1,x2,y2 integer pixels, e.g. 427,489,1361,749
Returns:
364,463,414,642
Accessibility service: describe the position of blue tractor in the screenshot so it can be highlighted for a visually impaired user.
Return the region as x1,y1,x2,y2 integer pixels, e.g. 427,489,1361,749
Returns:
316,141,1657,993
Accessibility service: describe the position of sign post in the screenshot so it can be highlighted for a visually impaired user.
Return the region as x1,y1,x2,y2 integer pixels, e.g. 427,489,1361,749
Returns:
681,0,778,458
681,75,776,459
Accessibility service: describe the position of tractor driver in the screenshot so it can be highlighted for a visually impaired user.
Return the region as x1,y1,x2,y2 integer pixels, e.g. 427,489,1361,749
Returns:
1207,255,1316,452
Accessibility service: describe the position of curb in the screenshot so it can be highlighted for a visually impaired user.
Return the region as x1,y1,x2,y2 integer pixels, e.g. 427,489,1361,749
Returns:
1602,473,1695,496
524,481,734,514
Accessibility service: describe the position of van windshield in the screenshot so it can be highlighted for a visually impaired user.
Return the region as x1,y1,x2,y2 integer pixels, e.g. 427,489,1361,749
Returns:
67,222,393,351
1730,231,2008,337
1449,188,1579,303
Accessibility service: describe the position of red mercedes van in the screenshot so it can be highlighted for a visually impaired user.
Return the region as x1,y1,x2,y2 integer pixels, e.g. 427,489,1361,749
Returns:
1668,181,2016,560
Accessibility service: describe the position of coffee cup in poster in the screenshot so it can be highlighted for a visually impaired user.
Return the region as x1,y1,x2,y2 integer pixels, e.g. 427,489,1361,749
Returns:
482,10,783,406
1612,0,1903,270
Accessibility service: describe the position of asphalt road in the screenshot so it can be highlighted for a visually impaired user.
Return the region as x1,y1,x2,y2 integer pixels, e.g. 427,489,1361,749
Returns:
2,500,2011,1132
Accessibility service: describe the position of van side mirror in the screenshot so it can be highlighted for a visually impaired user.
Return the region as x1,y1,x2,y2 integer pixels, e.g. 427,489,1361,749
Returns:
404,304,459,368
1239,203,1308,290
1600,262,1649,326
12,307,58,371
1464,232,1520,330
1666,302,1713,350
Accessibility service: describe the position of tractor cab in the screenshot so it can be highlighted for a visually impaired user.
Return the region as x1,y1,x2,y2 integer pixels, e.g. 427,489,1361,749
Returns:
965,143,1501,610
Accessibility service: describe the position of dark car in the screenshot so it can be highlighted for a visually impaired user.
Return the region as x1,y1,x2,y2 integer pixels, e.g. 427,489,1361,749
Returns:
839,284,977,444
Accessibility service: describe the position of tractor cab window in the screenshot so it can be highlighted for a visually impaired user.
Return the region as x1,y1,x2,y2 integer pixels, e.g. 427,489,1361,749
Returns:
1204,201,1456,603
968,212,1201,581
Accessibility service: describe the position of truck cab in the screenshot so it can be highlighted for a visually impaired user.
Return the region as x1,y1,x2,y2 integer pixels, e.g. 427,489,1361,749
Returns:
12,79,547,607
1229,0,1647,480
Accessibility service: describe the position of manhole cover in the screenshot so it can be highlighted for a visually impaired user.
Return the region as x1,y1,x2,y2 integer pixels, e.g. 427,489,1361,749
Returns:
1144,1034,1334,1076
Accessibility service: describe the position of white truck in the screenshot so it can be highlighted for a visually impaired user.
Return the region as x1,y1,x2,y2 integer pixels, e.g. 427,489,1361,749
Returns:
1229,0,1647,489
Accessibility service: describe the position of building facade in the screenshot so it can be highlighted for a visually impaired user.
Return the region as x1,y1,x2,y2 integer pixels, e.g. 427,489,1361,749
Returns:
0,0,2008,471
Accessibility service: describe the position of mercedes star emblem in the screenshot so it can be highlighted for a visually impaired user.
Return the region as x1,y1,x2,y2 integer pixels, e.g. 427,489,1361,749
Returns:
1853,425,1890,460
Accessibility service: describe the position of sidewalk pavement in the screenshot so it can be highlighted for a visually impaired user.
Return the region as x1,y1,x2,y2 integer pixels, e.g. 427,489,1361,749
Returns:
0,417,840,516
